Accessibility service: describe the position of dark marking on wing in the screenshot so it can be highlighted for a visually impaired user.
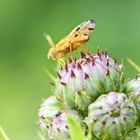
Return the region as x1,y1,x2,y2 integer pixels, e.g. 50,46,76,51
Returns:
90,19,96,24
74,34,78,37
88,28,94,31
76,27,80,31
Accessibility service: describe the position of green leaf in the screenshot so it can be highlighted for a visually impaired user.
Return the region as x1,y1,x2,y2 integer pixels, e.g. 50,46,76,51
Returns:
0,127,10,140
127,58,140,73
66,115,85,140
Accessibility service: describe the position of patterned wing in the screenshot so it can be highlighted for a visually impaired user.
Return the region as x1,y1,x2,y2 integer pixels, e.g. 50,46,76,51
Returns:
68,19,96,37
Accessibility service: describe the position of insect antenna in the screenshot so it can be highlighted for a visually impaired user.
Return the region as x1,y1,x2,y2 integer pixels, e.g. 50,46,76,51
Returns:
44,33,55,48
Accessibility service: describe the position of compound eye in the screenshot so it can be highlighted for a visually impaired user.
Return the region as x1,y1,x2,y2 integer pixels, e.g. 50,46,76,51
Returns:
51,53,55,58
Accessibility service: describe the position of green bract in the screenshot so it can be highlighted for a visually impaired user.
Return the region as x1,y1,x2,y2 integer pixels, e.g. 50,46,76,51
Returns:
125,127,140,140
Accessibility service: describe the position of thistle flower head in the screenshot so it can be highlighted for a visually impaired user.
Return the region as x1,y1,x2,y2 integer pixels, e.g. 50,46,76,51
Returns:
55,50,125,111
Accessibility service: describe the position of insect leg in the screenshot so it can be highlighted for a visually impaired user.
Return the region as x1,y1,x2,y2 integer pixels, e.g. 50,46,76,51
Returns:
57,58,65,68
69,43,72,53
61,57,68,63
69,43,74,58
86,45,90,51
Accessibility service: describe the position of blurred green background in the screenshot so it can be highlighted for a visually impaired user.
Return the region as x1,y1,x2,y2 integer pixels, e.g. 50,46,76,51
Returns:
0,0,140,139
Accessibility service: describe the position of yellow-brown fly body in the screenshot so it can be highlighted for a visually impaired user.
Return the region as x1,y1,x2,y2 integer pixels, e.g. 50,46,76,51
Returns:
47,19,96,60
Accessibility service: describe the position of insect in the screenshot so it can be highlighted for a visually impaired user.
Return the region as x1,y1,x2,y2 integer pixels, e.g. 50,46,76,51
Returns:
46,19,96,60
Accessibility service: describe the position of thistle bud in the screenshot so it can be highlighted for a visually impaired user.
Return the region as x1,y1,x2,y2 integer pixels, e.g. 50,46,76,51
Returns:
38,96,81,139
86,92,137,140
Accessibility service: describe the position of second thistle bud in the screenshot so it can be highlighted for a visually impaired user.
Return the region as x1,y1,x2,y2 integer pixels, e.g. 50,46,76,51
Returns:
38,96,83,140
86,92,137,140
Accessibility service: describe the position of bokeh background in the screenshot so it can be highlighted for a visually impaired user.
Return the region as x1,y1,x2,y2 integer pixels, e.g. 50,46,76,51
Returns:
0,0,140,140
